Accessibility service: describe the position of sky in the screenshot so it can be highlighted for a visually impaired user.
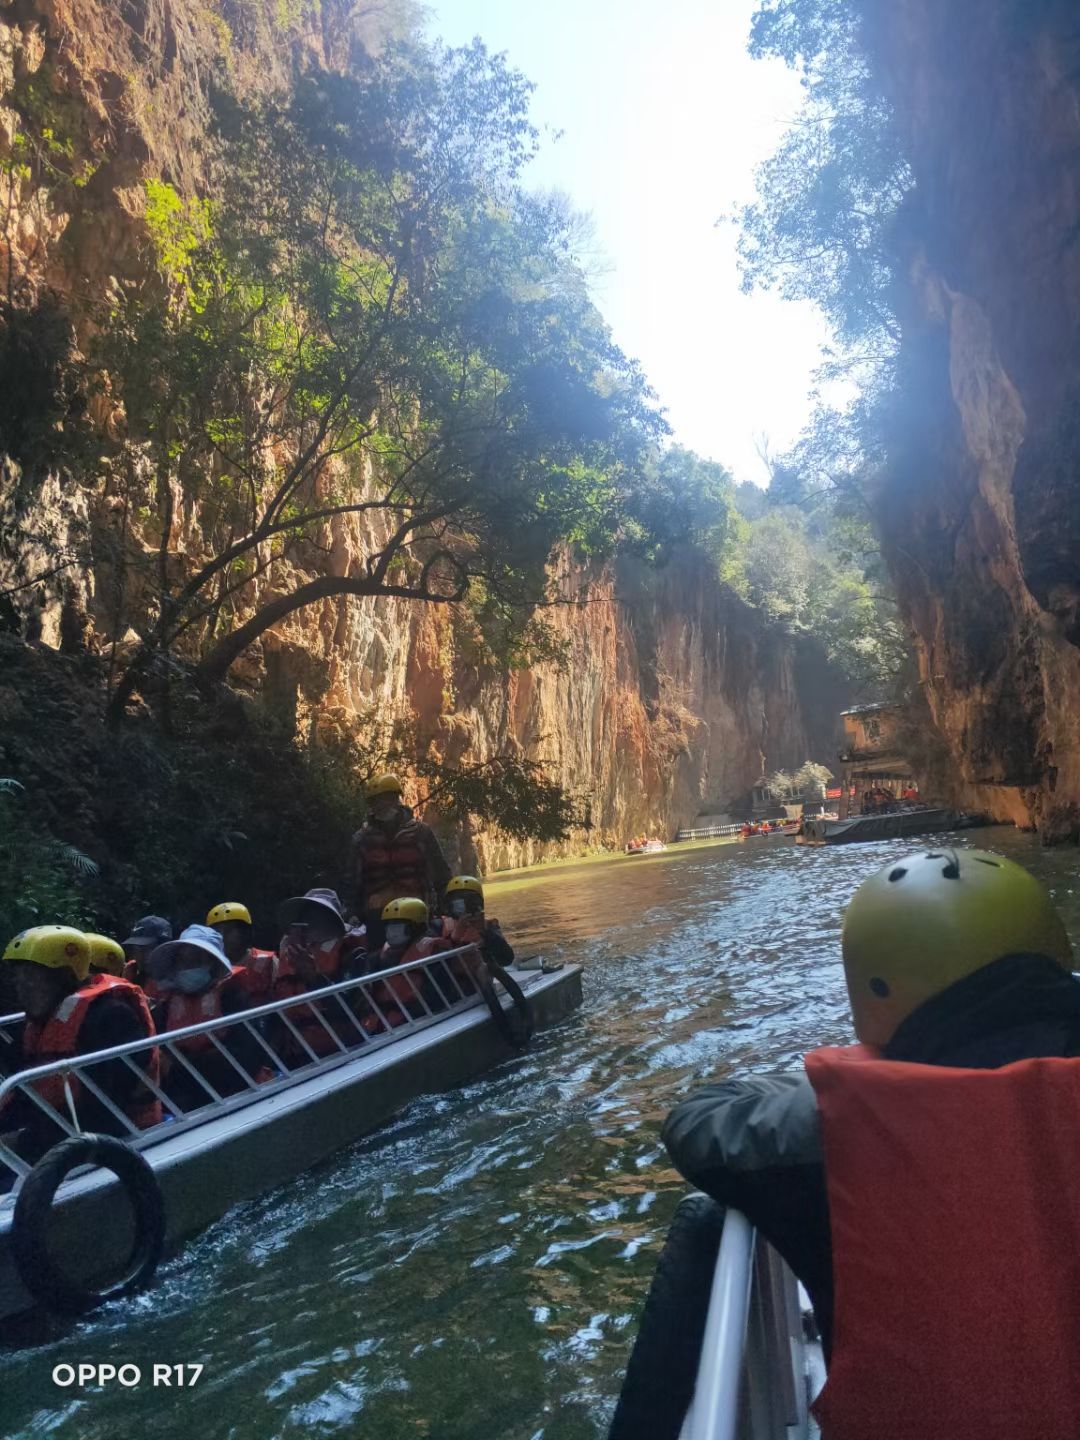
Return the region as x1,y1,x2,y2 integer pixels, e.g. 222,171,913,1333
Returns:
425,0,830,487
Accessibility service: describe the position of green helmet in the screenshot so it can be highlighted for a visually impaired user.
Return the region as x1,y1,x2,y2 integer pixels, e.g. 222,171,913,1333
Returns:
842,848,1073,1047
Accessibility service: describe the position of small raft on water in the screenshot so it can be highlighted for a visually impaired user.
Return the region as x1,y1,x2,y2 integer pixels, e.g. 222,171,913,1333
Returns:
0,947,582,1324
625,839,667,854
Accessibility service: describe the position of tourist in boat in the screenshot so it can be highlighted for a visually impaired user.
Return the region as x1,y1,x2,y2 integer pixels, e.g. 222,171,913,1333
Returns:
437,880,532,1045
660,849,1080,1435
86,933,126,977
206,901,277,1000
350,774,452,949
152,924,264,1108
901,783,919,803
0,926,160,1158
441,876,515,971
374,897,455,1023
271,888,369,1061
121,914,172,999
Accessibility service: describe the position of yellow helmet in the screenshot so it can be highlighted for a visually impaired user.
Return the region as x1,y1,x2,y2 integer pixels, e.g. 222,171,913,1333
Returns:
447,875,483,900
842,848,1073,1047
366,772,403,801
3,927,43,962
85,933,126,977
2,925,91,981
207,902,253,928
381,897,428,926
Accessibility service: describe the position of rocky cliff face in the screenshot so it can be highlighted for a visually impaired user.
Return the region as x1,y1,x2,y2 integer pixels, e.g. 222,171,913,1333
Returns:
863,0,1080,839
0,0,842,870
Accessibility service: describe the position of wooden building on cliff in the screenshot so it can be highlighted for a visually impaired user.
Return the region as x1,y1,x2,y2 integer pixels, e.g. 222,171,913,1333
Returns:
836,702,921,819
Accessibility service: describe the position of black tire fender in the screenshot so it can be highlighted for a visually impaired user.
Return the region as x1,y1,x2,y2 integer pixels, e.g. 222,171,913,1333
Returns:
483,962,534,1050
608,1193,726,1440
12,1133,165,1315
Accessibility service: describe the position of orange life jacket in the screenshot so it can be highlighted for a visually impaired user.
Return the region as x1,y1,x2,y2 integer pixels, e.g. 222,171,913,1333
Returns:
122,958,164,1003
439,915,489,989
374,934,454,1025
18,974,161,1130
159,971,249,1056
355,814,432,912
805,1043,1080,1440
272,935,366,1057
441,913,487,947
234,948,276,1001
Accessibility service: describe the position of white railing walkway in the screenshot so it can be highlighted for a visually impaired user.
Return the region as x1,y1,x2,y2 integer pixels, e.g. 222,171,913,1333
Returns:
0,945,493,1186
676,820,791,841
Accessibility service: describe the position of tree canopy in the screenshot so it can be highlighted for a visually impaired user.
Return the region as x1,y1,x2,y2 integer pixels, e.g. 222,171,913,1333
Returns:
97,39,668,715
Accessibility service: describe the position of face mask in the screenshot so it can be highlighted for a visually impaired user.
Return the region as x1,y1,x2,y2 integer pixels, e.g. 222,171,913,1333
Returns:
449,897,468,918
385,923,408,948
174,966,212,995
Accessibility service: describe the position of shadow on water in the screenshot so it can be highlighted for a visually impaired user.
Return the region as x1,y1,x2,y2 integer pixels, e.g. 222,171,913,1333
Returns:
2,829,1077,1437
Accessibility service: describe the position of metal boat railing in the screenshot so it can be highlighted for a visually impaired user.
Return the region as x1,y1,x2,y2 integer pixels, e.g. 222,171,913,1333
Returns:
0,945,495,1188
676,820,789,841
680,1213,818,1440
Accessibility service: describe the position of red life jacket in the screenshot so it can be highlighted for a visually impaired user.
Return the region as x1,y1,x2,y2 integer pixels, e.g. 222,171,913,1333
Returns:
355,814,431,912
234,948,276,1001
19,974,161,1130
272,935,366,1057
806,1043,1080,1440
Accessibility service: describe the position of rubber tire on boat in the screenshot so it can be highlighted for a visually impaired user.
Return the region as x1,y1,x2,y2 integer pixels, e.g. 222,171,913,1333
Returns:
12,1133,165,1316
482,963,534,1050
607,1192,726,1440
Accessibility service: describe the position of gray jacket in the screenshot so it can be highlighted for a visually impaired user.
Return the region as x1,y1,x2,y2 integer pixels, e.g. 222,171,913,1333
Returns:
662,1074,834,1353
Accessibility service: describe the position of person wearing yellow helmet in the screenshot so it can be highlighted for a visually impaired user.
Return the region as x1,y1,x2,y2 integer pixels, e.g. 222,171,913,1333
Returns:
439,878,532,1049
206,902,277,1000
645,849,1080,1440
0,925,161,1156
349,774,452,949
441,876,515,970
86,933,126,978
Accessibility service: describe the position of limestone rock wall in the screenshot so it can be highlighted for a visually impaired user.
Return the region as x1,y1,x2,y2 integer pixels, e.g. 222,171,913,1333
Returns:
863,0,1080,839
0,0,844,870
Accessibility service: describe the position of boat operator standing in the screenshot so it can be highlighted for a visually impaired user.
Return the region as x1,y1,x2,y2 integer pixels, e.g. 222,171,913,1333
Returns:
652,849,1080,1440
350,774,452,949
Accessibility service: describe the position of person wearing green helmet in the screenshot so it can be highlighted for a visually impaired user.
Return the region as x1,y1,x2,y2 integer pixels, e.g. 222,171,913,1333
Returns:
626,849,1080,1440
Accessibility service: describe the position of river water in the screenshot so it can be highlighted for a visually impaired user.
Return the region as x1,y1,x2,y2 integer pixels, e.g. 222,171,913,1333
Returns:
2,827,1078,1438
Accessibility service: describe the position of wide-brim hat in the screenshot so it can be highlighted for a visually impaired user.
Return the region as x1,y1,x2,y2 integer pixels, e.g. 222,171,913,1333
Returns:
277,888,347,931
147,923,233,979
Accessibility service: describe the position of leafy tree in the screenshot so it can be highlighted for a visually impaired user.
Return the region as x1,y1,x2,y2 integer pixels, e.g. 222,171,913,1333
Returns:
99,40,665,718
0,779,99,939
722,493,907,691
623,445,743,567
794,760,833,791
737,0,910,369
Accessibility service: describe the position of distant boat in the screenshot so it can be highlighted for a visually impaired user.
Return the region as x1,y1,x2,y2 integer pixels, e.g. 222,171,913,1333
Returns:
797,806,984,846
625,838,667,854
